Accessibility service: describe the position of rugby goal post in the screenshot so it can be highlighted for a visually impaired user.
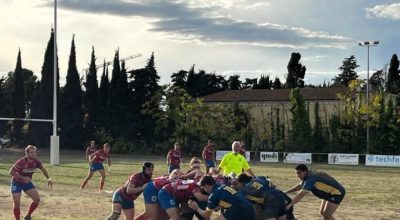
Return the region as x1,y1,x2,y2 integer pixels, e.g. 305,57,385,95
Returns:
0,117,59,165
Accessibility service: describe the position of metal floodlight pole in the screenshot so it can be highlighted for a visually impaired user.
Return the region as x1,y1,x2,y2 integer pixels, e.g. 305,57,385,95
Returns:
358,40,379,154
51,0,60,165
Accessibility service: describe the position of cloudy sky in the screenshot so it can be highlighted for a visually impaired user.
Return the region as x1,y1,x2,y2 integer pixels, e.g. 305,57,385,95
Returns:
1,0,399,85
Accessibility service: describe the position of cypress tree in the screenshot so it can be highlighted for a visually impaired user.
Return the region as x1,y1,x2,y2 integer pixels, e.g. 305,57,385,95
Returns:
286,53,306,88
83,47,99,138
289,88,312,151
11,49,26,144
228,75,241,90
59,35,84,148
107,50,130,136
312,102,325,151
273,77,282,89
35,29,60,148
28,81,42,145
99,61,110,128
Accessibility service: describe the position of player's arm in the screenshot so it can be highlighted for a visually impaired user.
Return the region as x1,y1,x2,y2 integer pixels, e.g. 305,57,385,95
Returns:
166,151,171,165
107,157,111,167
8,164,28,181
245,168,256,177
193,191,209,202
126,182,147,194
39,166,53,188
188,200,213,218
286,189,309,209
284,183,302,194
202,148,206,161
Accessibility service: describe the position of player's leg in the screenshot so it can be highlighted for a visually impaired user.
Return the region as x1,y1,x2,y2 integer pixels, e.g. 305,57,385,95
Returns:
23,187,40,219
321,200,339,220
80,169,94,189
107,202,123,220
99,169,106,191
122,208,135,220
319,199,327,217
11,192,22,220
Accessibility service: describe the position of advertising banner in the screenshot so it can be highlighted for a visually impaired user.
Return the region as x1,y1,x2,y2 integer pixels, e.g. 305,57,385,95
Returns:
260,152,279,163
328,153,359,165
283,153,312,164
366,154,400,167
216,151,250,161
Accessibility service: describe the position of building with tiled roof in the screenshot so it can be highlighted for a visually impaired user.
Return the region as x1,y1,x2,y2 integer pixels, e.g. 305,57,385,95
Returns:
200,87,350,147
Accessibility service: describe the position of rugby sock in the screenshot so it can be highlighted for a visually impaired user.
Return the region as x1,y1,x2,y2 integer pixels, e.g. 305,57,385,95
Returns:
26,202,39,217
99,180,105,191
13,207,20,220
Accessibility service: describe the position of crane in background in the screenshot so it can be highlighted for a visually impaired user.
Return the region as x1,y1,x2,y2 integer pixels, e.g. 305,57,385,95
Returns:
82,53,142,73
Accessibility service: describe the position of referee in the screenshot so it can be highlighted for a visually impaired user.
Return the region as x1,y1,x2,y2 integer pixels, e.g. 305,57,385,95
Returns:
217,141,255,177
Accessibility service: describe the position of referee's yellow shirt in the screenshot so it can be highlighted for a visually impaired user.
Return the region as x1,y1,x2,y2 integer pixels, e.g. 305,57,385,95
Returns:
219,152,250,175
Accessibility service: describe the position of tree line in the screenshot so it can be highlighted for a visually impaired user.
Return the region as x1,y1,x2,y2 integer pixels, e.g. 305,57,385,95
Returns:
0,30,399,154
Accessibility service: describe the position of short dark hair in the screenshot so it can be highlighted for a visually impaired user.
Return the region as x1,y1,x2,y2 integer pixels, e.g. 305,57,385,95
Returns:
237,173,253,184
199,175,216,186
295,164,309,172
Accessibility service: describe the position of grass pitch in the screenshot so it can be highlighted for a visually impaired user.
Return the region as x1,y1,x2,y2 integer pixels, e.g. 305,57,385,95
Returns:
0,148,399,219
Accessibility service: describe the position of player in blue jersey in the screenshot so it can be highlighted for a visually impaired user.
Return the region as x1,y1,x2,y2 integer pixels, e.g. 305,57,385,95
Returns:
285,164,345,220
188,175,255,220
236,174,287,220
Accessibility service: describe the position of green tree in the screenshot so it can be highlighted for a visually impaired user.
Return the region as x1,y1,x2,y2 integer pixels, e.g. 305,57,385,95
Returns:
333,55,359,87
83,47,99,138
289,88,311,151
107,51,130,137
99,61,110,128
59,35,84,148
31,29,60,148
228,75,241,90
273,77,282,89
171,70,188,89
28,82,41,145
286,53,306,88
11,49,26,144
311,102,326,151
256,75,271,89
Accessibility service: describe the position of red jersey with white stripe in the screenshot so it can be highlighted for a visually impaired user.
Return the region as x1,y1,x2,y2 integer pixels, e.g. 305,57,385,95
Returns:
119,172,152,201
11,156,43,183
162,179,201,202
167,149,182,166
202,145,214,160
91,149,110,163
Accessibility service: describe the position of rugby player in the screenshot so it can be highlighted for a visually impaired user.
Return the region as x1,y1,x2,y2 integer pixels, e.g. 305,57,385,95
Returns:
80,143,111,191
285,164,345,220
9,145,53,220
107,162,154,220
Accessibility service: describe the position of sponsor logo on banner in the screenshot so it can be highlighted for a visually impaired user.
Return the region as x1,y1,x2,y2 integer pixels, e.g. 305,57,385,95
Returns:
260,152,279,163
216,151,250,162
283,153,312,164
366,154,400,167
328,153,359,165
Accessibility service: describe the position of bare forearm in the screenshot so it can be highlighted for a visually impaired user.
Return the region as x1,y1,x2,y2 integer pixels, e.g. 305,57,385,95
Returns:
285,184,302,194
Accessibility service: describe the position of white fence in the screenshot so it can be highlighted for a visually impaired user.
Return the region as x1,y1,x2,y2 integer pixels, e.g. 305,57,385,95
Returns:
216,151,400,168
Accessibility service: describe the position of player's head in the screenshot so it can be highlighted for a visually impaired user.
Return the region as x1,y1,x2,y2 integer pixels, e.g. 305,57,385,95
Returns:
199,175,216,193
189,157,201,169
25,145,37,159
232,141,240,154
142,162,154,178
207,139,214,147
237,173,253,186
295,164,309,180
103,143,111,153
174,142,180,150
90,141,95,147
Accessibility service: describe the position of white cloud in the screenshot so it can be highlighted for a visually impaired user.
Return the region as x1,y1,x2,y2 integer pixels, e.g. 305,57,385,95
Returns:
365,3,400,20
